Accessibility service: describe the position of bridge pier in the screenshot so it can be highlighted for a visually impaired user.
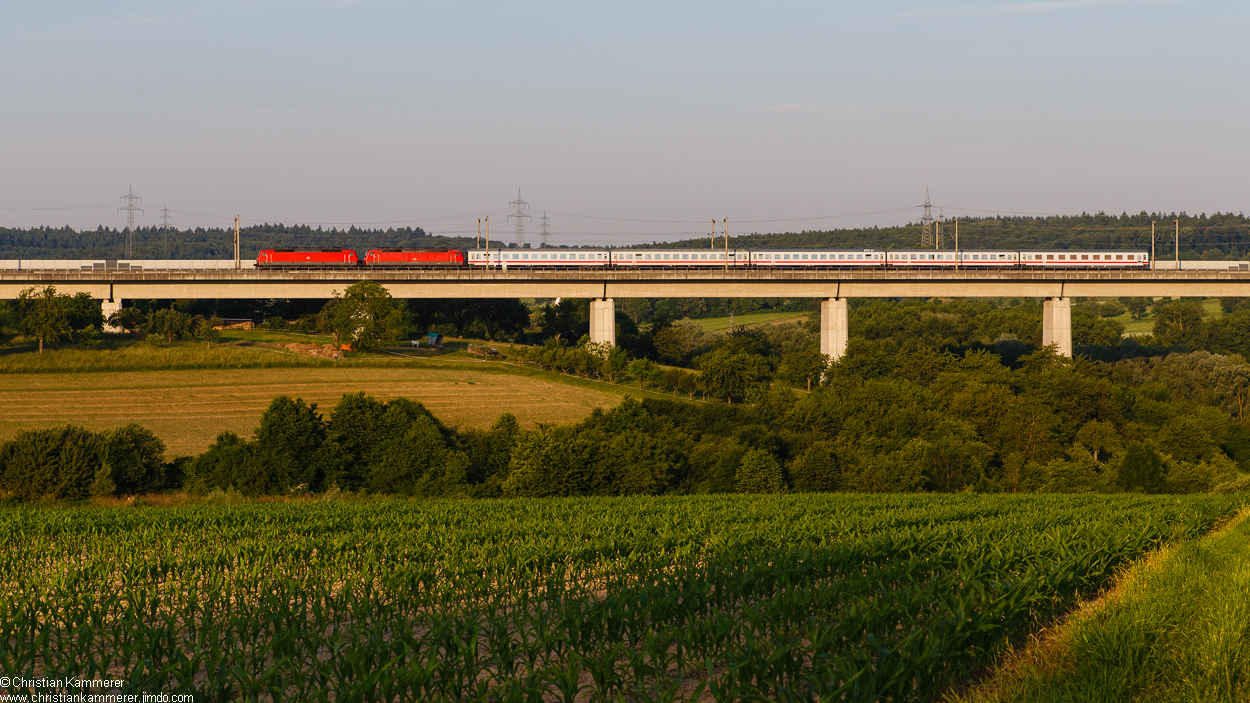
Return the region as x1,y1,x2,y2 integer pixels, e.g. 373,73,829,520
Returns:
1042,297,1072,357
820,297,849,363
102,298,123,333
590,298,615,347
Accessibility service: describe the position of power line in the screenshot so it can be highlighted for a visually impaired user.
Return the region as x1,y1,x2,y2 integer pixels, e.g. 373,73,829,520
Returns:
539,211,551,247
507,189,531,247
920,187,934,248
160,204,173,257
117,185,143,257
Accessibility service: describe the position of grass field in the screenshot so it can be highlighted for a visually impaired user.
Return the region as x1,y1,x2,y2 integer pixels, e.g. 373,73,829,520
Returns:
0,366,624,456
961,507,1250,702
2,494,1242,701
693,311,811,332
1109,297,1223,336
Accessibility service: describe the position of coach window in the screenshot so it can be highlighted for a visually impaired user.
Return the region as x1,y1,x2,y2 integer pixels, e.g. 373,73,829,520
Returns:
1081,255,1088,260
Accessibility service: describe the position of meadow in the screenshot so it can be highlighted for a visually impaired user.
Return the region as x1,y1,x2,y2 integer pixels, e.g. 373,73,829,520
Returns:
691,311,810,332
961,505,1250,702
2,493,1244,702
0,365,624,456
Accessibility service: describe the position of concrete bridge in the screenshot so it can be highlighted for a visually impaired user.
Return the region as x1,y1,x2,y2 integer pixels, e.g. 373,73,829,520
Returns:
4,267,1249,360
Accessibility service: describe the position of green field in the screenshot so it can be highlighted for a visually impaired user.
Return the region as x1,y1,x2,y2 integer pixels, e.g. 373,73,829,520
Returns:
1109,297,1223,336
693,311,811,332
2,493,1243,701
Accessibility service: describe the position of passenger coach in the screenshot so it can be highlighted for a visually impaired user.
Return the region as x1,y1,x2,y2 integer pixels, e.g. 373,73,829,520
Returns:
750,250,884,267
610,250,742,267
1020,250,1150,268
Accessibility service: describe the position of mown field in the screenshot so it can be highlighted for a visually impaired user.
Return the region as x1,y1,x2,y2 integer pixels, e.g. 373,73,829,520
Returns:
0,366,624,456
2,493,1244,701
693,311,810,332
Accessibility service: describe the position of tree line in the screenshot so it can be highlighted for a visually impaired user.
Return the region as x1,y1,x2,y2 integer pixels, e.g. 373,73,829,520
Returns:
6,340,1250,501
652,212,1250,261
7,212,1249,261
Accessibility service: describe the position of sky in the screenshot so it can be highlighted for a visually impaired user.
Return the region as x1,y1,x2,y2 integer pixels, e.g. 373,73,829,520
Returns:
0,0,1245,245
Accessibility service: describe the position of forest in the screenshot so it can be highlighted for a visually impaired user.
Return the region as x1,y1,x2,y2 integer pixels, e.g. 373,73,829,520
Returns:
3,211,1249,260
5,282,1250,501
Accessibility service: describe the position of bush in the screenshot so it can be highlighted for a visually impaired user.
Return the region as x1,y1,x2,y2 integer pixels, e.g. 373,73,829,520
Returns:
790,441,842,492
1117,442,1167,494
0,424,166,501
735,449,786,494
1212,475,1250,494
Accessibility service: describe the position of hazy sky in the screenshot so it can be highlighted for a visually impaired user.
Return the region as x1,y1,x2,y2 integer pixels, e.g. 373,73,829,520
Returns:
1,0,1245,244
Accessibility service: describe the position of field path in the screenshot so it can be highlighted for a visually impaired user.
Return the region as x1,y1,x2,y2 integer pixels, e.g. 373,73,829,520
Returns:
0,367,622,457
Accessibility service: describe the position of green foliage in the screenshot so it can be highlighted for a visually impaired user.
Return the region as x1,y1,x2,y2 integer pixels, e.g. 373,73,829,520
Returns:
16,285,71,353
776,343,827,391
184,432,256,495
1152,299,1208,348
193,315,222,348
502,397,678,497
0,424,165,501
107,306,147,335
978,507,1250,702
62,293,103,332
253,396,336,494
1120,296,1149,318
625,358,661,389
327,281,405,352
1118,442,1167,494
350,398,467,497
735,449,786,493
790,441,842,492
696,347,767,403
0,222,430,259
146,307,194,344
73,324,101,348
99,424,166,495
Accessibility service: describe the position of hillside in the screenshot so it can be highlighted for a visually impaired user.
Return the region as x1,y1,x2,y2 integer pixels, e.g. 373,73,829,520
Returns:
634,211,1250,260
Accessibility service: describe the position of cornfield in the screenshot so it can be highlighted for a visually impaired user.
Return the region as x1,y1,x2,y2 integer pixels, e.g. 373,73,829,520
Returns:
1,493,1243,701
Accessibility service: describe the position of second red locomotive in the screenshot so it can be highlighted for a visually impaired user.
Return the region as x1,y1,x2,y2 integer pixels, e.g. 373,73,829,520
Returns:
363,248,465,266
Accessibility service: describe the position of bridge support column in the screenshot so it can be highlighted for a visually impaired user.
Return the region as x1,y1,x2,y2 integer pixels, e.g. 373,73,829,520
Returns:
590,298,615,347
820,298,849,363
102,299,123,333
1042,297,1072,357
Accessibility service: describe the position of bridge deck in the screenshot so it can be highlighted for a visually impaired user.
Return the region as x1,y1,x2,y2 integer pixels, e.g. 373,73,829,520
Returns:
4,268,1250,299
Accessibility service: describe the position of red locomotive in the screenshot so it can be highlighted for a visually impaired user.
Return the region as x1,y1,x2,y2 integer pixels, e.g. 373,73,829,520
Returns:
363,248,466,266
256,248,359,267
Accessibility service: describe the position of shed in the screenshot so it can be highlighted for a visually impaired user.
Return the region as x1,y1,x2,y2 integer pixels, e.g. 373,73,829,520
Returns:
426,332,444,348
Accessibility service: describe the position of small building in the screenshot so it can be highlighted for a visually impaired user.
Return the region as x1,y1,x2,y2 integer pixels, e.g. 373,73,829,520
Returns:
426,332,444,348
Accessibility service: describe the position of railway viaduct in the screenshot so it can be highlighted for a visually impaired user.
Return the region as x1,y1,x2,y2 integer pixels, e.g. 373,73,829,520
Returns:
4,267,1250,360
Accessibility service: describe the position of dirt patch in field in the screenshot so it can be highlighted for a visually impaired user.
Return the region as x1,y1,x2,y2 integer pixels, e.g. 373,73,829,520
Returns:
0,367,622,457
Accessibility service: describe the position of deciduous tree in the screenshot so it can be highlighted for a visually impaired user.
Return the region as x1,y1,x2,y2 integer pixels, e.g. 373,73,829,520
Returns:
16,285,70,353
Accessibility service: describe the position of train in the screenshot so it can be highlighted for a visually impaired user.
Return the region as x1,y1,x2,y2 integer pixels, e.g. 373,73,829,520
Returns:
256,247,1153,270
0,247,1153,271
